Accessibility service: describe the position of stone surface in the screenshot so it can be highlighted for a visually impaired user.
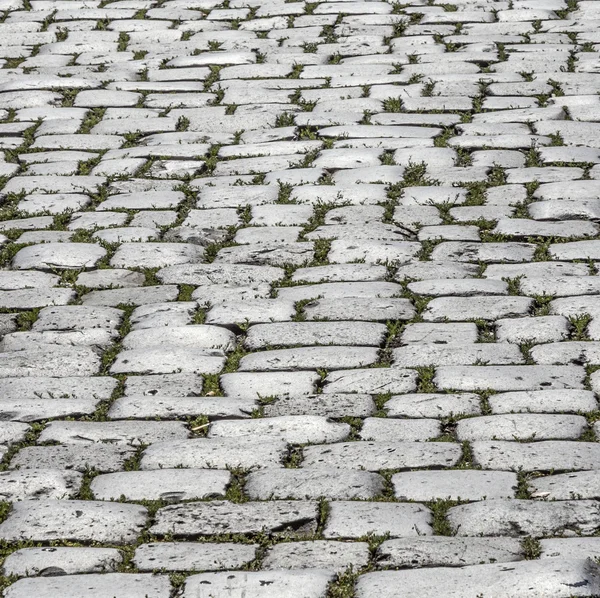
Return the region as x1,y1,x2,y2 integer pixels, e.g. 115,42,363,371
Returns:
3,574,171,598
1,2,600,595
377,537,523,568
0,500,147,545
181,570,335,598
357,559,600,598
324,501,433,539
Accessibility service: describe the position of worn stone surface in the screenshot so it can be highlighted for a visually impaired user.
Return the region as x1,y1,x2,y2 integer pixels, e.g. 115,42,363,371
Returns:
377,537,523,569
3,547,122,577
357,559,600,598
1,2,600,595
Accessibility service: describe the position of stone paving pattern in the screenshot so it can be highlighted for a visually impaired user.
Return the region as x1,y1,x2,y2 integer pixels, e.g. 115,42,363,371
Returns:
1,0,600,596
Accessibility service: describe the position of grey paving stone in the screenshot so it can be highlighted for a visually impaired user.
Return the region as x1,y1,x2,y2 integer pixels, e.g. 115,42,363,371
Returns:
496,316,569,344
38,420,189,446
12,242,106,271
472,441,600,472
221,371,319,399
423,296,533,322
392,470,517,502
385,393,481,418
377,537,523,569
181,570,334,598
531,471,600,501
3,546,122,577
303,442,461,471
110,347,225,375
10,445,137,473
0,469,82,501
392,343,524,367
209,416,350,444
120,367,201,394
356,559,600,598
3,574,171,598
303,298,415,322
540,538,600,561
245,468,385,500
108,394,254,420
435,365,586,391
245,322,387,349
447,499,600,538
0,376,116,400
359,418,440,442
324,501,433,539
205,299,296,326
263,540,369,573
133,542,257,572
157,263,285,286
151,500,318,537
0,500,147,544
457,414,587,441
0,347,101,378
323,368,418,394
264,393,375,418
239,346,379,371
91,469,230,502
122,325,236,351
488,390,598,414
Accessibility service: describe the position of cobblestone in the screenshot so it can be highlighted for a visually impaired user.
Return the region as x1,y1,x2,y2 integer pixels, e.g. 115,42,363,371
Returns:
1,0,600,594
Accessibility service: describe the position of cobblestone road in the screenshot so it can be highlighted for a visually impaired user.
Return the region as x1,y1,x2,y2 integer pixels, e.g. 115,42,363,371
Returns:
0,0,600,596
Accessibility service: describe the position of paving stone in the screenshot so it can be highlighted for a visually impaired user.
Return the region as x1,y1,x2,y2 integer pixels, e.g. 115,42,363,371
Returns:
392,470,517,502
245,321,387,349
324,501,433,539
151,500,319,537
91,469,230,502
435,365,586,391
0,376,116,400
356,559,600,598
263,540,369,573
377,537,523,569
540,538,600,561
209,416,350,444
323,368,418,394
488,390,598,414
0,500,147,544
110,348,225,375
447,499,600,538
385,393,481,418
472,441,600,472
141,437,287,470
0,346,101,378
181,570,334,598
423,296,533,322
359,418,440,442
133,542,257,572
3,574,171,598
239,346,379,371
0,469,82,502
264,393,375,418
38,420,189,446
303,298,415,322
10,445,136,473
12,242,106,271
3,547,122,577
392,343,524,367
108,394,254,420
531,471,600,500
122,325,235,351
457,414,587,441
221,371,319,399
246,468,385,500
303,441,461,471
